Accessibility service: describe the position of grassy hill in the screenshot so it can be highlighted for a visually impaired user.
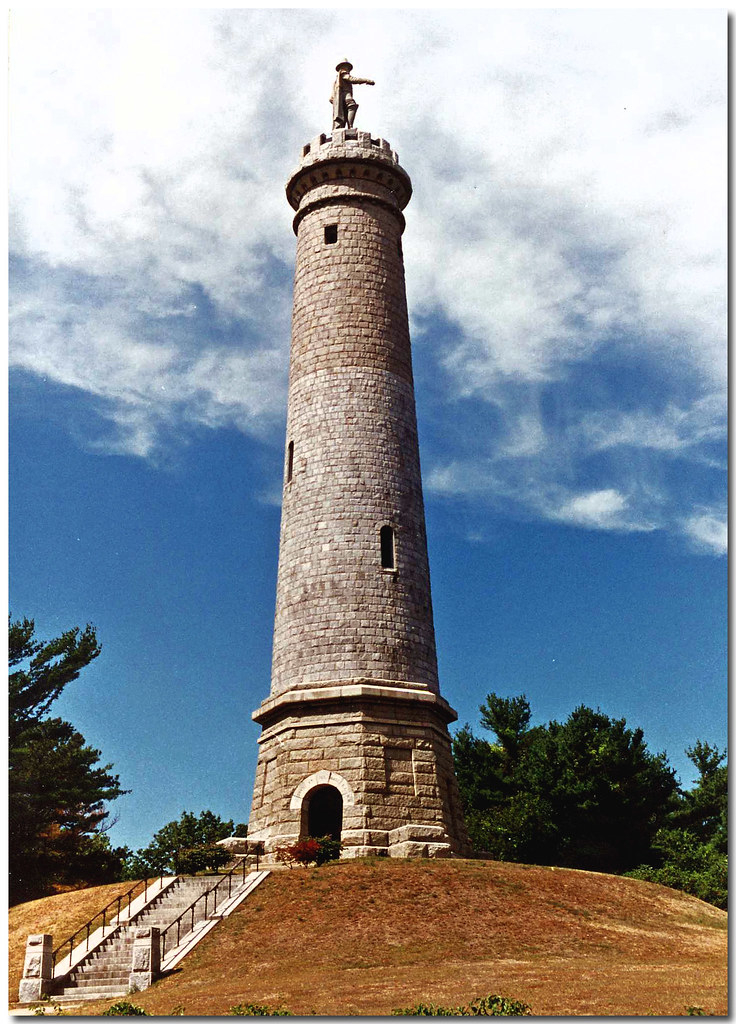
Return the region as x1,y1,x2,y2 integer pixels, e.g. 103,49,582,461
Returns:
9,859,727,1016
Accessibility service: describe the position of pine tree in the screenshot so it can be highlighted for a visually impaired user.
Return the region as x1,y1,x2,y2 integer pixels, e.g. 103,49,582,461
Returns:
9,616,127,904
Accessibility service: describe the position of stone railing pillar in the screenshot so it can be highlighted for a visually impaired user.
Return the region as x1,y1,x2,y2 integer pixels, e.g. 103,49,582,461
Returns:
18,933,53,1003
129,926,160,992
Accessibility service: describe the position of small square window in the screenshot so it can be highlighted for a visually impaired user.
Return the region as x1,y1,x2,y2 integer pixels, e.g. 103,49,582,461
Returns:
324,224,338,245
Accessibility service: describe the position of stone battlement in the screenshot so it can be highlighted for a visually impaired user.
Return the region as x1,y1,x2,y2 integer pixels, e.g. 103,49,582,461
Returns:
286,129,411,214
301,129,399,165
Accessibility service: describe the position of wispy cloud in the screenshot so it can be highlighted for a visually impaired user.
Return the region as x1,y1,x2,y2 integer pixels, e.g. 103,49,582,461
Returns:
681,512,728,556
579,396,726,457
9,10,726,550
553,489,653,533
10,263,289,458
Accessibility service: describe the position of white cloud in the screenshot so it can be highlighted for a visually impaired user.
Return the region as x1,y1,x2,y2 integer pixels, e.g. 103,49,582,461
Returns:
424,463,479,498
681,513,728,556
579,396,726,457
553,488,650,532
8,10,726,548
400,10,725,396
9,272,288,458
425,453,663,537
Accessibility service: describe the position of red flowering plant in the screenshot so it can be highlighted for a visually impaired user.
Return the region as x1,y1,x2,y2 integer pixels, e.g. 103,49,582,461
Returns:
275,837,321,867
274,836,342,867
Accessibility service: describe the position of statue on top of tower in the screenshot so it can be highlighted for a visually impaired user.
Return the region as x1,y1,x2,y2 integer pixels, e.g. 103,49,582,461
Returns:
330,59,374,130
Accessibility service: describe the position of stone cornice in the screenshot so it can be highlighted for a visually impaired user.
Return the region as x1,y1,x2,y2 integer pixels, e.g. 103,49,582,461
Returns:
286,130,412,214
291,191,406,235
253,680,458,726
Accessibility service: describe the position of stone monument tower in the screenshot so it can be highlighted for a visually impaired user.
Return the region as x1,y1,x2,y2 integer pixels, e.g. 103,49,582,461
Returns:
247,63,469,858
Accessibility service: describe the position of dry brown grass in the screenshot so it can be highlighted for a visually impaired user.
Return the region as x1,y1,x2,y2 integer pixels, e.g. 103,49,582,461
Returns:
9,860,727,1016
8,880,146,1004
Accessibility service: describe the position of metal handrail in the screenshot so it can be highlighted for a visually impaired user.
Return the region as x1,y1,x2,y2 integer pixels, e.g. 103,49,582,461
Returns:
51,877,162,970
160,858,251,960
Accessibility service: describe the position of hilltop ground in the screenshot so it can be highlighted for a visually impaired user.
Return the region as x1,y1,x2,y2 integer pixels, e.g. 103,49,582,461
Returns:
9,859,727,1016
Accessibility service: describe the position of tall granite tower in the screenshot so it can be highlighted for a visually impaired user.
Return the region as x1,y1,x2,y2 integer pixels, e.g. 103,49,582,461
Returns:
248,67,468,858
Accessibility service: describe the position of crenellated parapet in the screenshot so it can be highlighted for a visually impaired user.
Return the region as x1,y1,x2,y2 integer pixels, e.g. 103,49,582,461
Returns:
286,129,412,232
298,129,401,169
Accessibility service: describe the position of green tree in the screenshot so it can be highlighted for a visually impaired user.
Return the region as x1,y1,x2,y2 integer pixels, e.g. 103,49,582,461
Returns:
478,693,533,771
126,809,246,876
9,616,127,904
671,741,727,851
10,617,102,738
453,693,679,873
543,705,678,871
626,742,727,908
452,701,558,863
627,827,727,909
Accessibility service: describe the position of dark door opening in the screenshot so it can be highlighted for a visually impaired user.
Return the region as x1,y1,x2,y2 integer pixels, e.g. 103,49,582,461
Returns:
305,785,343,840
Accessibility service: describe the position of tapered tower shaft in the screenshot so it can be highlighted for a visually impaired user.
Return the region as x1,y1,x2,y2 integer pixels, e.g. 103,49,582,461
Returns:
274,133,438,696
248,127,468,858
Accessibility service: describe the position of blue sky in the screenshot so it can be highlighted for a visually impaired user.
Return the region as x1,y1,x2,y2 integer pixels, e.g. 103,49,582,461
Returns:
9,10,726,853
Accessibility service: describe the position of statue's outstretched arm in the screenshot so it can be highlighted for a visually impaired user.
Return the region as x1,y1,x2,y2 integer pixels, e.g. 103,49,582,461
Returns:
346,76,375,86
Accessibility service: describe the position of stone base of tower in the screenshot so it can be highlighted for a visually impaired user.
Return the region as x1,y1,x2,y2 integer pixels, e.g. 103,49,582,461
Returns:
248,683,471,859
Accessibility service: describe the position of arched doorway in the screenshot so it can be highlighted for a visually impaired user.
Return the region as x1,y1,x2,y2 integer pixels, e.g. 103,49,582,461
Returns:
303,784,343,840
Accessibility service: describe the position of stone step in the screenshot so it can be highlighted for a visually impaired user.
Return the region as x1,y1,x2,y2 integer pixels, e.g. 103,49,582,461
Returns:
74,967,131,977
139,907,211,919
55,986,130,1000
62,975,131,987
67,974,132,983
73,967,132,979
71,975,133,985
151,895,224,905
81,943,134,954
82,944,132,954
88,941,133,953
46,872,256,1003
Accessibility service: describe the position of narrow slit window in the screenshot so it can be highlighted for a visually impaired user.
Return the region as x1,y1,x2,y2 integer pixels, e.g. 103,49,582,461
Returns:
380,525,395,570
324,224,338,244
286,441,294,483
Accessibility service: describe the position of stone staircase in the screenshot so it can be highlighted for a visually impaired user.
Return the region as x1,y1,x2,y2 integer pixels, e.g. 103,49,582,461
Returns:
48,873,253,1004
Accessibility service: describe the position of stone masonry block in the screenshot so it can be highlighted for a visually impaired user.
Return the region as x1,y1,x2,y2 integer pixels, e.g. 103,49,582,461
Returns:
389,840,452,859
129,927,160,993
388,824,448,844
19,934,53,1003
